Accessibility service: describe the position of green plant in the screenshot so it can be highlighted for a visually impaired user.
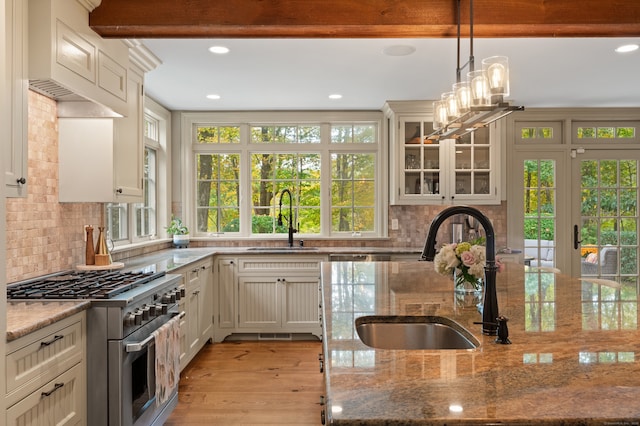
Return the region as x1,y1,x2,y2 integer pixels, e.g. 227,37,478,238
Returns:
166,216,189,235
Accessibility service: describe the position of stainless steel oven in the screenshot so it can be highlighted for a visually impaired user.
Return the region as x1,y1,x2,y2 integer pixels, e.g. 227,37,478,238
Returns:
8,269,184,426
109,310,184,426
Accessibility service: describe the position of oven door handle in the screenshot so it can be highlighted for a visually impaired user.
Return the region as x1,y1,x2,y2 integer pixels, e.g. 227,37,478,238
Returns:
125,311,185,353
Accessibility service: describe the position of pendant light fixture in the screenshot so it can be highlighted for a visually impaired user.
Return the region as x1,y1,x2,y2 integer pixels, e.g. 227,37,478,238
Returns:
430,0,523,140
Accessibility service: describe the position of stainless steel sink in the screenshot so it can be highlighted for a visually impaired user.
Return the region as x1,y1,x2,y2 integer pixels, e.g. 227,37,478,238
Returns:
247,247,319,251
355,316,480,350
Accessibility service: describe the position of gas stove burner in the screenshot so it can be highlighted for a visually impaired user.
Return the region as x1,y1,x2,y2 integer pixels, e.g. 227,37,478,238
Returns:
7,270,167,300
45,274,83,282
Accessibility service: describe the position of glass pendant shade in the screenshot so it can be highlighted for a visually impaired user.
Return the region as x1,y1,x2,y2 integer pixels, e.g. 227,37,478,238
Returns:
433,100,448,130
482,56,510,98
442,92,459,121
453,81,471,114
467,70,491,106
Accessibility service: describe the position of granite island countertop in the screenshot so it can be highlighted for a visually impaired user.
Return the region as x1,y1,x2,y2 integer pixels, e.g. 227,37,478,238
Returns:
321,261,640,425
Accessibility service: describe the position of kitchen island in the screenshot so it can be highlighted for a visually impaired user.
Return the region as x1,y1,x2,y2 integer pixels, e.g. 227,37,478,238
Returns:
321,260,640,425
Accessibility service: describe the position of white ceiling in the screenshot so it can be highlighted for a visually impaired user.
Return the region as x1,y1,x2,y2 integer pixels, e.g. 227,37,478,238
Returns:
141,37,640,111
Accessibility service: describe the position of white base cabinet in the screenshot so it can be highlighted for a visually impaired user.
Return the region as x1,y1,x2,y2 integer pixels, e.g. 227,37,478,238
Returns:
214,255,326,342
175,257,214,371
5,312,86,426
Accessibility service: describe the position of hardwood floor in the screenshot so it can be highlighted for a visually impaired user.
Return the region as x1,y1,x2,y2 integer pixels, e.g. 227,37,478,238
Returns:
164,340,324,425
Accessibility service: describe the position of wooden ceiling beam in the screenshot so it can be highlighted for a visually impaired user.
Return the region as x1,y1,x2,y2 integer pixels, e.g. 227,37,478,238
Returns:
89,0,640,38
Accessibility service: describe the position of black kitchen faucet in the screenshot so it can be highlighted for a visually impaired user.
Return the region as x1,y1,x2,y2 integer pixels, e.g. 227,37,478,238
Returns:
277,188,297,247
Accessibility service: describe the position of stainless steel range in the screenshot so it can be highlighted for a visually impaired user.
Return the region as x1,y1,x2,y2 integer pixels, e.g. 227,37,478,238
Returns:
7,269,184,426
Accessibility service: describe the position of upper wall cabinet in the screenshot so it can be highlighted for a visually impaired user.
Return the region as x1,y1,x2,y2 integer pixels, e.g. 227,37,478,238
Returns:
58,45,160,203
112,63,144,202
4,0,28,197
28,0,129,117
384,101,501,206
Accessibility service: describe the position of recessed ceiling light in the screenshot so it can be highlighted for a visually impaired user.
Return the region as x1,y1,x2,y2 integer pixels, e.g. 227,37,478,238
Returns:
615,44,639,53
208,46,230,54
206,94,221,100
383,45,416,57
329,94,343,100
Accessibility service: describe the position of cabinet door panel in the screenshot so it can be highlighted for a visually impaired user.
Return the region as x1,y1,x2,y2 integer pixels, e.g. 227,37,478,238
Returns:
238,278,279,329
283,276,320,328
217,259,236,329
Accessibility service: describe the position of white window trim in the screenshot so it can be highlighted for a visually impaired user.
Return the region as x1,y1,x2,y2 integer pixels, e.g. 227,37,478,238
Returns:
179,111,388,240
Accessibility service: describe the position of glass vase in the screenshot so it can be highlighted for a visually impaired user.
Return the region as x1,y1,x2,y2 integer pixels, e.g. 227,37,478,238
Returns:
453,270,483,294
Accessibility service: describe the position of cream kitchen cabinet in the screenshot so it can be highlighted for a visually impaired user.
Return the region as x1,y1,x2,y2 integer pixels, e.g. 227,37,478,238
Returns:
174,258,213,370
58,61,153,203
29,0,129,117
4,0,28,197
214,257,237,340
112,63,145,202
214,255,326,342
5,312,86,425
384,101,501,205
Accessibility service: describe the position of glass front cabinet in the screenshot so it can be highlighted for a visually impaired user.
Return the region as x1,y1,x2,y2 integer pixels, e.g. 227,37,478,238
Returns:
384,101,501,205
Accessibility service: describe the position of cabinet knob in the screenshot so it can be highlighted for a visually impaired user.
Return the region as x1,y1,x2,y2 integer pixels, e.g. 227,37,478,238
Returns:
116,188,123,194
16,177,26,185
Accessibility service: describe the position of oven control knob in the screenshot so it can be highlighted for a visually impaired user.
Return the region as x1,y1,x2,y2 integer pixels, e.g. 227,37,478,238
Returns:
149,305,157,317
142,305,150,321
124,313,136,327
134,310,143,325
160,304,169,315
180,288,186,298
174,289,181,301
161,294,171,304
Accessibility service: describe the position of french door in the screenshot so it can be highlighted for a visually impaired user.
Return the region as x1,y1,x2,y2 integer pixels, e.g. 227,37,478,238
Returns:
511,118,640,283
571,151,639,284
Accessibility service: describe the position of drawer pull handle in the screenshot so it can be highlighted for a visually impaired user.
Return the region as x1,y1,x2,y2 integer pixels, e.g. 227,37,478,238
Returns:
40,335,64,347
41,383,64,398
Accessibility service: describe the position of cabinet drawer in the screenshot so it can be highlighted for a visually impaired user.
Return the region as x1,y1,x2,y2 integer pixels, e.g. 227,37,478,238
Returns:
238,256,324,274
6,314,84,403
6,362,86,426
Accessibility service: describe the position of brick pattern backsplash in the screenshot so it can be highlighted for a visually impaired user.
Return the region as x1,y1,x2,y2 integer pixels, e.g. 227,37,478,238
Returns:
5,91,103,283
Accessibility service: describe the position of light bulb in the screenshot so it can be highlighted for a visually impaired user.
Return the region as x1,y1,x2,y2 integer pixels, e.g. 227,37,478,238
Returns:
467,70,490,106
433,100,448,130
487,63,505,93
443,92,459,121
453,82,471,114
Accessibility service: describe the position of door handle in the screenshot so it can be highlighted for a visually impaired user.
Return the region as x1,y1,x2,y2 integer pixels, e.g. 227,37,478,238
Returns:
574,225,582,250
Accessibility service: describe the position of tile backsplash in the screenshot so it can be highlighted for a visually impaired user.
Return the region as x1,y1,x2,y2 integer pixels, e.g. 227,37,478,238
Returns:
5,92,103,283
5,91,508,283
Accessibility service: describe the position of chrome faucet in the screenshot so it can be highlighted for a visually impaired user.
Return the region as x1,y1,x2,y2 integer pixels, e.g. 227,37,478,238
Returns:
421,205,500,336
277,189,297,247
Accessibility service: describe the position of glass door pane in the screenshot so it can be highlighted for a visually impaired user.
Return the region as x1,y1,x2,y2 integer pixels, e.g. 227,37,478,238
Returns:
578,157,638,283
523,160,557,270
401,120,440,196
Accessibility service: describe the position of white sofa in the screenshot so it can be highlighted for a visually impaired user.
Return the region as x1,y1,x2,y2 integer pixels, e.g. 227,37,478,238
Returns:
524,239,555,267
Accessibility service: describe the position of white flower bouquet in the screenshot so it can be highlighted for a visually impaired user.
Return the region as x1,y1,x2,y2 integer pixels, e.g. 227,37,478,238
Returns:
434,241,487,292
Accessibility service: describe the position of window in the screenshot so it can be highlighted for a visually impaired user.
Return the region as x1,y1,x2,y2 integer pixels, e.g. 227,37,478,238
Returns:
186,112,383,239
135,146,157,238
573,121,639,143
106,203,128,242
195,153,240,233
